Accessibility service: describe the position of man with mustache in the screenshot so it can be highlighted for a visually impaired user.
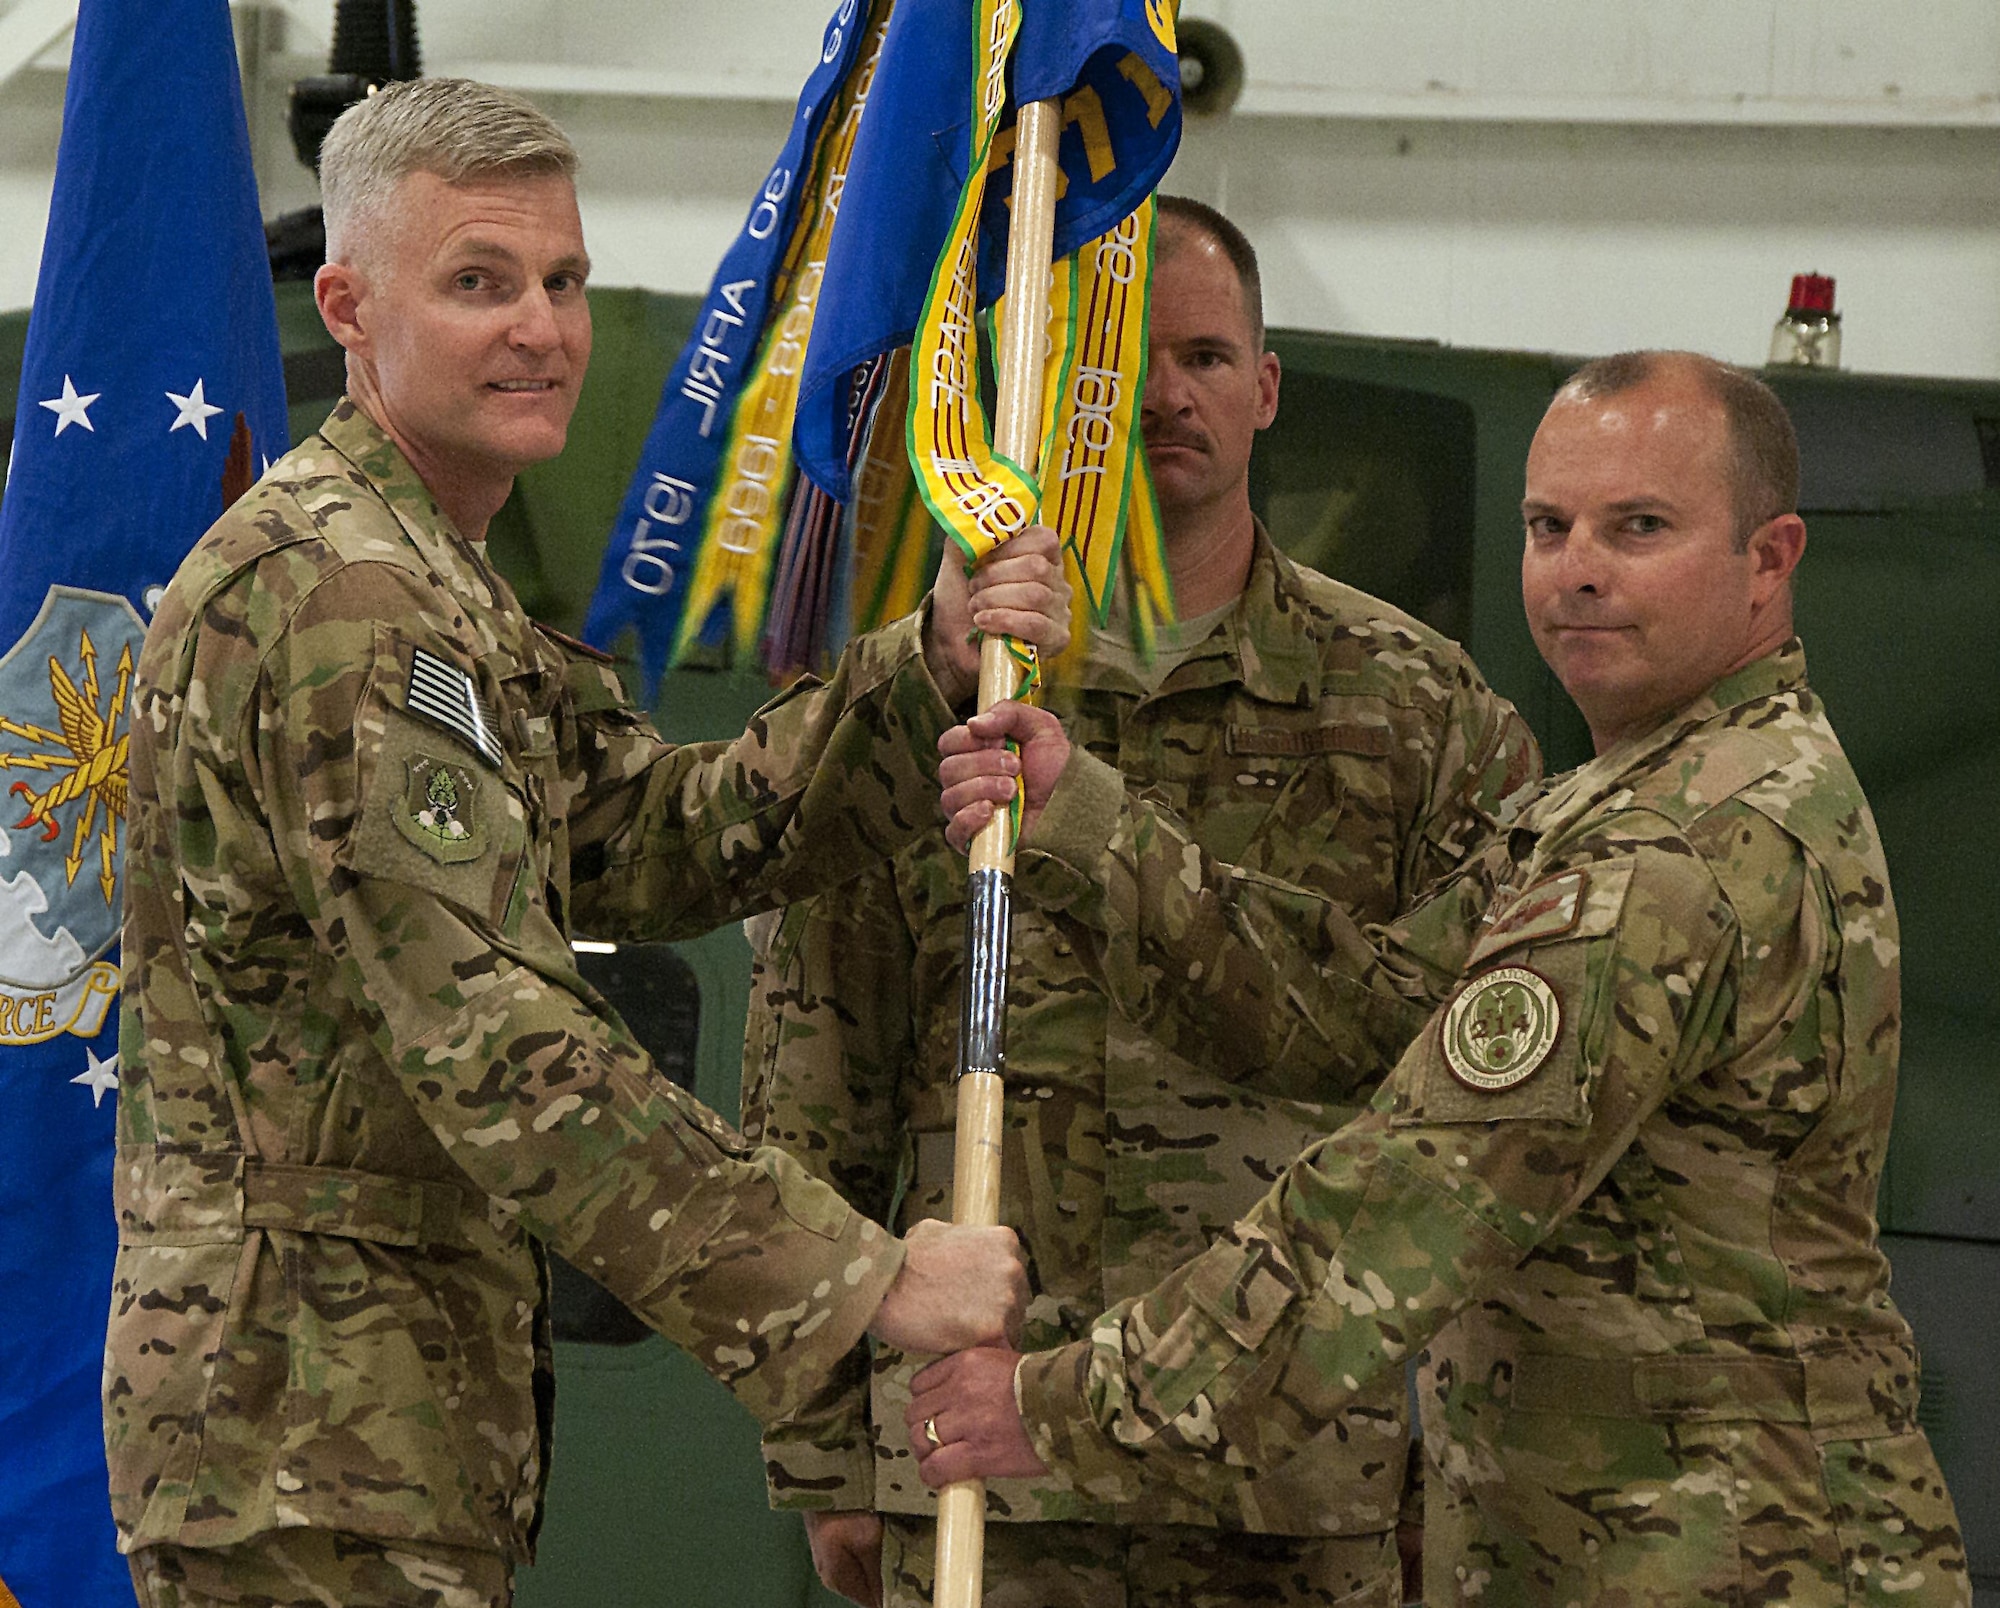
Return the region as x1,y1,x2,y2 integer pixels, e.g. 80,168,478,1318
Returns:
918,351,1969,1607
741,197,1537,1608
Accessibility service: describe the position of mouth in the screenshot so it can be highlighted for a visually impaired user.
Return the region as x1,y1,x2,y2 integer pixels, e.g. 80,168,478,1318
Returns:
1145,436,1205,458
489,379,560,394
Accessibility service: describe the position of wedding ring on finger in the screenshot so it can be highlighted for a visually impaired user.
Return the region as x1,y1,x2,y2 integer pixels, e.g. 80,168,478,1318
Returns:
923,1416,943,1451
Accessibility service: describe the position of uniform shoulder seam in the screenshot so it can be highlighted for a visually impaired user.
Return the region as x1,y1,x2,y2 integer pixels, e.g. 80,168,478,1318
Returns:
1618,724,1789,827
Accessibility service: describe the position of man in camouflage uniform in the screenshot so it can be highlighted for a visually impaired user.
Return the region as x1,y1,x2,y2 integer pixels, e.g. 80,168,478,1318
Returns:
741,199,1538,1608
914,351,1970,1606
108,80,1053,1608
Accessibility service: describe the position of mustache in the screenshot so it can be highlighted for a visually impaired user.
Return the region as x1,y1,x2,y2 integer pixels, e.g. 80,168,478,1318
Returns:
1143,427,1207,453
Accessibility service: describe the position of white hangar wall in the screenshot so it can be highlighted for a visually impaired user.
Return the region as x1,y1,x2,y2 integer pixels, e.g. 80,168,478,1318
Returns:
0,0,1998,377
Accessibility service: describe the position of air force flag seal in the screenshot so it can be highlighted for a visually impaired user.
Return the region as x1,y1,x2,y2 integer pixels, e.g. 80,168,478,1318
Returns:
0,586,143,1047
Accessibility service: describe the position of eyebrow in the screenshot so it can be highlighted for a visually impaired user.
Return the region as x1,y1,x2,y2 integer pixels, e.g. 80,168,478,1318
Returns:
1520,495,1679,518
448,241,592,279
1172,333,1247,358
450,238,519,263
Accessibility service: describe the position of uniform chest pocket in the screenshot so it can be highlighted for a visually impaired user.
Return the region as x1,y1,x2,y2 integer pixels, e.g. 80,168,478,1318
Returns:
1210,715,1393,880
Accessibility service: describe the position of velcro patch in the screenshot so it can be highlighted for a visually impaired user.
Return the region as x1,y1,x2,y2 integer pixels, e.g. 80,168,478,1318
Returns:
1226,723,1392,758
1483,869,1586,949
406,646,503,769
1467,860,1635,971
1441,965,1562,1092
390,754,489,864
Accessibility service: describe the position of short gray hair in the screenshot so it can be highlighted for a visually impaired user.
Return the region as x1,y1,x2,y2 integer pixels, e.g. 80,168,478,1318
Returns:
320,77,578,264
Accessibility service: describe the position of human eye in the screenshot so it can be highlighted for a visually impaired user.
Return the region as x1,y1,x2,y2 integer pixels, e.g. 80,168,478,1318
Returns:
1524,514,1564,541
1623,512,1668,536
453,269,491,293
546,270,586,296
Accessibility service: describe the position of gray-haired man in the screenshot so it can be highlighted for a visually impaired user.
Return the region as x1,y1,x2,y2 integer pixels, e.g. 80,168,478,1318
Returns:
108,77,1054,1608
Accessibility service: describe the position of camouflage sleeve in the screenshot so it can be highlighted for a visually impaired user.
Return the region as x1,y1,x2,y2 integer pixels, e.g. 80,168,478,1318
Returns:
1010,657,1537,1101
1012,745,1449,1100
1398,659,1542,903
1015,836,1739,1489
252,561,904,1427
741,870,919,1512
564,609,952,941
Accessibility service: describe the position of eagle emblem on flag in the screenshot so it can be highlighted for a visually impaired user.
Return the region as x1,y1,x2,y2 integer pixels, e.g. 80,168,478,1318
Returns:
0,585,141,1046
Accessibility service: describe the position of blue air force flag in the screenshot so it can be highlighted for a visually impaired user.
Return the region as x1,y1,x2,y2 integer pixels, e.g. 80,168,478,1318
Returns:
0,0,287,1600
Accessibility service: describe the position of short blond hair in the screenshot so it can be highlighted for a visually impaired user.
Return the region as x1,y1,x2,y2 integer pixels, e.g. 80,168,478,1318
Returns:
319,77,578,264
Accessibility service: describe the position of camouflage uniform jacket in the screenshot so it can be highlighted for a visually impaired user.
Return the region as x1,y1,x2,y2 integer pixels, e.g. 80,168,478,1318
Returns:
108,401,960,1564
1015,643,1969,1605
743,530,1538,1532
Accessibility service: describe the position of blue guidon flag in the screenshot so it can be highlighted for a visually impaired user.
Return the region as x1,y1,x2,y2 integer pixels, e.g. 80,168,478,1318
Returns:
0,0,287,1601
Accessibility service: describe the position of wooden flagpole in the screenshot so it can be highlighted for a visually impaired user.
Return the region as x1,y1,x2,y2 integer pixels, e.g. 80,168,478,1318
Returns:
933,92,1063,1608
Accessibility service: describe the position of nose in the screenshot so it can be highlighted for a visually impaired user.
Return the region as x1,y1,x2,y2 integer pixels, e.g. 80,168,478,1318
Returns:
1555,523,1605,594
1143,352,1189,426
510,285,561,354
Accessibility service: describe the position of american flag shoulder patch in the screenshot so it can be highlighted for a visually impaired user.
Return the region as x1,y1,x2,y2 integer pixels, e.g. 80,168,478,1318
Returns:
406,645,504,769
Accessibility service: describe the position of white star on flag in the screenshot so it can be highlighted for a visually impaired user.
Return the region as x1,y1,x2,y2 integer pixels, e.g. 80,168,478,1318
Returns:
71,1044,119,1109
39,374,100,436
166,377,225,440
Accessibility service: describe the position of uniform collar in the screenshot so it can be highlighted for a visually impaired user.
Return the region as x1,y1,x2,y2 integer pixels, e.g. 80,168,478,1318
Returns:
1075,521,1322,707
317,398,499,606
1528,639,1809,833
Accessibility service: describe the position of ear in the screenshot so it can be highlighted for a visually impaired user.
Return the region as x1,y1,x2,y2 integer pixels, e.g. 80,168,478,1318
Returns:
1254,349,1280,432
314,260,369,357
1747,512,1806,607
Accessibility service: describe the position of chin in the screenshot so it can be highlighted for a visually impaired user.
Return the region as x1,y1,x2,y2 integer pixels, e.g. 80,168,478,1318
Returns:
1151,478,1210,521
484,424,572,468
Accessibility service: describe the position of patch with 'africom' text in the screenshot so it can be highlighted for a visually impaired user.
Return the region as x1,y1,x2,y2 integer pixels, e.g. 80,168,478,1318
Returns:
1442,966,1561,1091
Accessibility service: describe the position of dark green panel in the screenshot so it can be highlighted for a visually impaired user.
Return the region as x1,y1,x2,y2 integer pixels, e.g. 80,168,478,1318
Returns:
1880,1234,2000,1602
515,1337,814,1608
1252,332,1589,770
1794,505,2000,1239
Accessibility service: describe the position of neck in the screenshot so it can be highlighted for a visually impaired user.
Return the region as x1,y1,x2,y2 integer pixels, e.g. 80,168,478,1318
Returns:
1162,493,1257,616
346,380,512,542
1586,616,1795,754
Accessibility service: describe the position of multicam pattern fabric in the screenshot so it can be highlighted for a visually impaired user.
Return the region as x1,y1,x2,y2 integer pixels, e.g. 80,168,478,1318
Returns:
879,1512,1401,1608
109,400,961,1565
1012,643,1970,1607
742,530,1538,1535
129,1529,513,1608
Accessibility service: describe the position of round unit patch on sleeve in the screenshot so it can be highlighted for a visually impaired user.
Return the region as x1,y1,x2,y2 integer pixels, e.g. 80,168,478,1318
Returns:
1441,966,1562,1091
391,753,489,864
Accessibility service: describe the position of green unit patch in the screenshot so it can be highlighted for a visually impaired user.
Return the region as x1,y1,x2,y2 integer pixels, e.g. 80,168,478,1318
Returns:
1442,965,1561,1091
391,754,488,863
